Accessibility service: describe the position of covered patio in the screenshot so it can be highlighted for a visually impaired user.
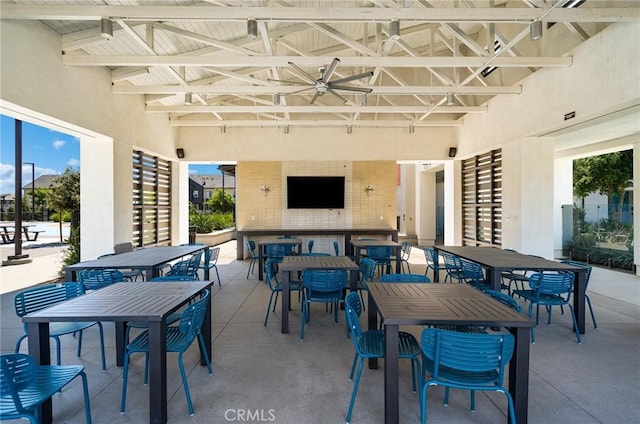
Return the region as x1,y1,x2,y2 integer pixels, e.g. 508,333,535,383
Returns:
0,240,638,424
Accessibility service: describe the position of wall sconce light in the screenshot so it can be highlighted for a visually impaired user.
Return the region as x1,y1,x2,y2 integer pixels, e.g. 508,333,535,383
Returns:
261,185,270,196
273,93,281,105
530,20,543,41
365,184,375,195
100,18,113,39
446,93,454,105
247,19,258,39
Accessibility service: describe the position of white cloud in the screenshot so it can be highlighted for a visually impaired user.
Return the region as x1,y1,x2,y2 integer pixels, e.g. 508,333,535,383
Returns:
52,139,66,150
67,158,80,167
0,163,15,195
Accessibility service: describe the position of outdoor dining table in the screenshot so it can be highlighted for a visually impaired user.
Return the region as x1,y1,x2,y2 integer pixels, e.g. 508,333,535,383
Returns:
256,237,303,281
366,282,535,424
22,280,213,424
279,255,359,333
0,223,36,243
349,239,402,274
64,244,209,281
435,245,589,333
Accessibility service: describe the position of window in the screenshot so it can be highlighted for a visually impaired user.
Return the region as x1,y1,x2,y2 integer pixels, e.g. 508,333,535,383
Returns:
462,149,502,247
132,151,171,247
193,190,199,198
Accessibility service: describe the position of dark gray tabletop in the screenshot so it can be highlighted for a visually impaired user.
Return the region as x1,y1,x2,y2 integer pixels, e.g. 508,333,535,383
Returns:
257,238,303,245
65,245,205,270
435,246,581,272
280,255,359,272
350,240,399,248
23,281,211,323
367,282,533,328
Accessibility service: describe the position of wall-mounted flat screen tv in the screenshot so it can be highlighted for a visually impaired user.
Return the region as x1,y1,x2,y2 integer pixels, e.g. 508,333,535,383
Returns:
287,176,345,209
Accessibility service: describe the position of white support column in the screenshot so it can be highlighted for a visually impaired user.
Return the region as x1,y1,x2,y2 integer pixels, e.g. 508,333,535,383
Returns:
80,135,115,260
416,168,436,246
503,137,555,258
554,157,574,259
172,161,190,245
443,160,462,246
403,164,417,239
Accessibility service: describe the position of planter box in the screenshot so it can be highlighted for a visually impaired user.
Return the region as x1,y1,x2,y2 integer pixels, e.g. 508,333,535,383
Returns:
195,228,236,246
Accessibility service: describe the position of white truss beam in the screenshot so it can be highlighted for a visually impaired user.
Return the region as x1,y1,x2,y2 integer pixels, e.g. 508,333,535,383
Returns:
148,105,487,113
169,119,463,128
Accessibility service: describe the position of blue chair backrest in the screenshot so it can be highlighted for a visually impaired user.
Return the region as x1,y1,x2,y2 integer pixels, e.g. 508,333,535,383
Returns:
177,290,210,348
14,282,84,318
264,259,280,290
401,242,412,258
266,244,287,258
460,259,484,283
150,275,197,282
0,353,38,414
528,272,574,298
167,260,198,276
345,293,364,348
380,273,430,283
423,246,439,264
421,328,514,384
78,269,123,291
365,246,393,260
483,289,522,312
359,258,377,282
308,240,314,253
442,252,462,270
205,247,219,264
247,240,257,256
303,270,347,293
333,241,340,256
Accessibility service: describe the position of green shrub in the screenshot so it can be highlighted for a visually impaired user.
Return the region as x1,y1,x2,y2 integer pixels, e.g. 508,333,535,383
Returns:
50,211,72,222
59,226,80,276
189,212,234,233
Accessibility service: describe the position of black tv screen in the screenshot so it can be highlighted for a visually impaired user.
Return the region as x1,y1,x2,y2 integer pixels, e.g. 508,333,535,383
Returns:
287,176,345,209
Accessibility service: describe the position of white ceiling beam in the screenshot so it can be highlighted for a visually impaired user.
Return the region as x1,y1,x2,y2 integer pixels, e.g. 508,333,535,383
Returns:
308,23,378,57
169,119,463,128
148,105,486,113
118,84,521,95
152,23,260,56
3,5,636,23
63,55,572,67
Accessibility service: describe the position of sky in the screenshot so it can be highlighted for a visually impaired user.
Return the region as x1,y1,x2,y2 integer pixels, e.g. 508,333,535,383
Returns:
0,114,221,195
0,114,80,195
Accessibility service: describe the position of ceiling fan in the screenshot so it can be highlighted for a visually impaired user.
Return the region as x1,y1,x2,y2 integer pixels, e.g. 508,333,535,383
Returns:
269,58,373,104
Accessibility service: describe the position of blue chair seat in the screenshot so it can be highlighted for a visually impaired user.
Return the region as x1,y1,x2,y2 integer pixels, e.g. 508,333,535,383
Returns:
1,353,93,424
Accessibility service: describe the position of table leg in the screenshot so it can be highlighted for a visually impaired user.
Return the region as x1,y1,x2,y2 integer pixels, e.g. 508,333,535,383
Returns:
203,247,210,281
148,321,168,424
394,245,401,274
258,248,265,281
509,326,531,424
367,294,378,369
281,270,290,333
384,324,400,424
145,267,156,282
489,268,501,291
115,321,126,366
201,291,212,365
574,269,586,334
27,322,53,424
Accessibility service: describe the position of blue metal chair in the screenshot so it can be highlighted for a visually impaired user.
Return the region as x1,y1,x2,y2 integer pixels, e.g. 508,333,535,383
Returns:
512,272,581,344
307,239,314,253
365,246,393,275
124,275,199,343
0,353,93,424
380,273,431,283
355,258,377,309
78,269,124,291
561,260,597,328
344,293,420,424
300,269,347,340
13,282,106,371
399,241,412,273
166,250,203,279
459,259,491,291
121,290,213,416
246,240,259,279
441,252,465,283
198,247,221,286
422,247,442,281
419,328,516,424
263,259,303,327
333,241,340,256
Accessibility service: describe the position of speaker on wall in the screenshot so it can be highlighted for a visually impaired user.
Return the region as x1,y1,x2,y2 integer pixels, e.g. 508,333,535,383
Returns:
448,147,457,158
176,148,185,158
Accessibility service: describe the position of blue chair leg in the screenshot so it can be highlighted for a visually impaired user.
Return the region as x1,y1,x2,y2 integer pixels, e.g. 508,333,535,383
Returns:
567,304,582,344
178,352,194,415
79,371,93,424
346,357,365,424
121,351,131,412
586,295,598,328
264,291,277,326
197,333,214,375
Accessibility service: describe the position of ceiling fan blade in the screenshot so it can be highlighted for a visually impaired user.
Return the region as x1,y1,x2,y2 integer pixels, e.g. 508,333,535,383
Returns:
287,62,318,85
327,88,348,104
322,58,340,83
309,91,321,105
267,78,312,86
285,87,316,95
330,71,374,85
329,85,372,93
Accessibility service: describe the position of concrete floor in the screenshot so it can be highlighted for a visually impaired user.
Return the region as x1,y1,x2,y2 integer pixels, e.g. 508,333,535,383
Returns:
1,240,639,424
